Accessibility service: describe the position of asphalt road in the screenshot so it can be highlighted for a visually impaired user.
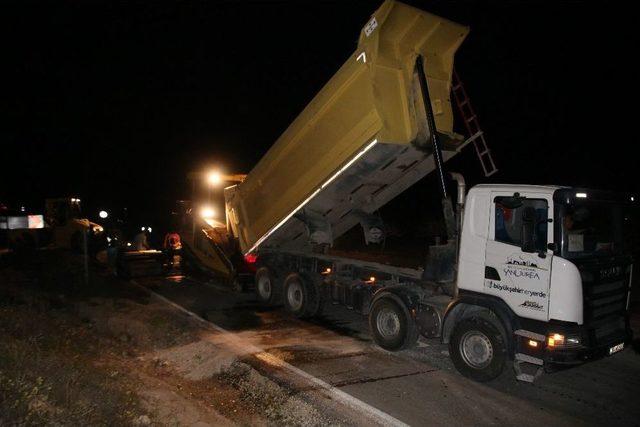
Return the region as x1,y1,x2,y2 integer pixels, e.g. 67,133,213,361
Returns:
138,274,640,426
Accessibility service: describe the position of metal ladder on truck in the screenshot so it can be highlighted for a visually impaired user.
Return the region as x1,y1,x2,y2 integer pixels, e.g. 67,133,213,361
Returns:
451,68,498,177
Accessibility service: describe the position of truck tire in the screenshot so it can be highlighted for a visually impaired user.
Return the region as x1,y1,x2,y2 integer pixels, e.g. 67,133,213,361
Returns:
449,317,507,382
283,273,314,318
304,274,325,318
255,267,282,306
369,297,419,351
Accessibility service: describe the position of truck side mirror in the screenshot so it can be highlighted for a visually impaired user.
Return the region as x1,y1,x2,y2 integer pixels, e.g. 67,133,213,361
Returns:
521,206,536,253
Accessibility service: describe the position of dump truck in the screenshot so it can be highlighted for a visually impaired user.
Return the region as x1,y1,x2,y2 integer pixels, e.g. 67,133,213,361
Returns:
196,0,635,382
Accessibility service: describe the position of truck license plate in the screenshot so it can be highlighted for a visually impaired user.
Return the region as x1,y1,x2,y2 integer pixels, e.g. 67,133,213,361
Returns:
609,343,624,355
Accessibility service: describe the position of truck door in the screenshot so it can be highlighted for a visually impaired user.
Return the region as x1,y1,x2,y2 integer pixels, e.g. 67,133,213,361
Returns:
484,192,553,321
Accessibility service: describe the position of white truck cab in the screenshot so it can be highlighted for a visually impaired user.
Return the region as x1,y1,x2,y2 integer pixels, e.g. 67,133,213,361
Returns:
445,184,634,381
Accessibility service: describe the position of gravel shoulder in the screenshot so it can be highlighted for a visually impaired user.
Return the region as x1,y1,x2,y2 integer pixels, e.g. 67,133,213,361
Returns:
0,251,359,426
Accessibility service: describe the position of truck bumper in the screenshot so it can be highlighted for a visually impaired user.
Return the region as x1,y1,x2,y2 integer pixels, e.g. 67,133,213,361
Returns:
516,316,633,370
543,338,630,367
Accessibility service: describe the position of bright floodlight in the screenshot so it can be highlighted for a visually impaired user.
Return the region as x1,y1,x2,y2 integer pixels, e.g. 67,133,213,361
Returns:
207,170,222,186
200,206,216,219
99,210,108,219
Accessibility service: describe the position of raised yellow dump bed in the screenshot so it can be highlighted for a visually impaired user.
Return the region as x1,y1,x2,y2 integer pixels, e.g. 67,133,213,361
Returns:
226,0,469,255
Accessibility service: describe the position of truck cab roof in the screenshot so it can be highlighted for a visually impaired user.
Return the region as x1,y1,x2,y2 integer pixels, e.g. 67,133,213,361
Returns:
469,185,634,205
470,184,566,195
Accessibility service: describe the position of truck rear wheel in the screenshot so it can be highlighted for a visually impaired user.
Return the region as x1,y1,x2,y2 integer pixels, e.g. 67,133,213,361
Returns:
449,318,506,382
283,273,319,318
307,274,326,318
255,267,282,306
369,297,418,351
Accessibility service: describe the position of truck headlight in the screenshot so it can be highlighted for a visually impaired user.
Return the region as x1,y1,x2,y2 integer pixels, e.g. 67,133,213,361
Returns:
547,333,581,348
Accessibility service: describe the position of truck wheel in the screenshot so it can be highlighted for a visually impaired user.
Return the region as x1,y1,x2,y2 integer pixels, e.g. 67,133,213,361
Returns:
449,318,507,382
304,274,325,318
255,267,282,306
283,273,313,318
369,297,419,351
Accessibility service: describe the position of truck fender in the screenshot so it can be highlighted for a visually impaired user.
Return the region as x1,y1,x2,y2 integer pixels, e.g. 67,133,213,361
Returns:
371,286,443,338
442,292,520,357
371,286,422,316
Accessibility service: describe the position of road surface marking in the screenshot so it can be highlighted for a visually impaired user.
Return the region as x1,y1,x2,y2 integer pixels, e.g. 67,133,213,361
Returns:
132,280,409,427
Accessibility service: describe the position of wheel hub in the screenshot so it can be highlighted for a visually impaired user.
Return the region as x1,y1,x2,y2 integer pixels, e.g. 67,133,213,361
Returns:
376,308,401,338
287,281,304,311
460,330,493,369
257,276,271,300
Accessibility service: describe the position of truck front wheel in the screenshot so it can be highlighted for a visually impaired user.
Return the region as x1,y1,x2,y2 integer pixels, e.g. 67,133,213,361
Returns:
369,297,418,351
449,318,506,382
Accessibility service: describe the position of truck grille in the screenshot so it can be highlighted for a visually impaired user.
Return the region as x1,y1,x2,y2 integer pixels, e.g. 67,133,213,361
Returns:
580,262,631,346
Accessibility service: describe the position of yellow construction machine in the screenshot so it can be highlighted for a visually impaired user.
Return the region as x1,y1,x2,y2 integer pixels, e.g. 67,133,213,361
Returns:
45,197,103,250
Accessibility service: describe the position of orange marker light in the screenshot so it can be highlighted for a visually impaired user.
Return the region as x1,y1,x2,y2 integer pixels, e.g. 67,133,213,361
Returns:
528,340,538,348
547,333,564,347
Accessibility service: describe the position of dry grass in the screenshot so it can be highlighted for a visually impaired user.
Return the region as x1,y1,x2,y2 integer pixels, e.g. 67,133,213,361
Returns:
0,302,142,426
0,251,145,426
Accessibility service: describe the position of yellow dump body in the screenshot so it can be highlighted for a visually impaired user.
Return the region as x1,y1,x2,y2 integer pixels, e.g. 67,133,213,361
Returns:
226,1,469,255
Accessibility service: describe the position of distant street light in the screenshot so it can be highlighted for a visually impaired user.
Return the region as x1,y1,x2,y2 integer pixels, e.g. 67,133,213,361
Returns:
99,210,109,219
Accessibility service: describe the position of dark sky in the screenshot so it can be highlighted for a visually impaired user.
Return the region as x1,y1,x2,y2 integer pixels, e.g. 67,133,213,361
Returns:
3,0,636,223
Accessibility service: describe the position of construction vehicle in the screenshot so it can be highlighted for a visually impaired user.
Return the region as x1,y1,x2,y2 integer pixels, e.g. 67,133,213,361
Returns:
192,1,635,382
1,198,105,252
45,197,103,250
181,213,255,291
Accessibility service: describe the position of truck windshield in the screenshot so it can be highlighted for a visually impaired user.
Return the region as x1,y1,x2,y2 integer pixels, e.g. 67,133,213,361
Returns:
557,200,633,259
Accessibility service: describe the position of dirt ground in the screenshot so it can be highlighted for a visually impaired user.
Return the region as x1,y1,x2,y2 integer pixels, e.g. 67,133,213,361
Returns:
0,251,343,426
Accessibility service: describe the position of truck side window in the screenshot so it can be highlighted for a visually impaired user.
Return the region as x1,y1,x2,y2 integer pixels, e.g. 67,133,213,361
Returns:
494,198,548,251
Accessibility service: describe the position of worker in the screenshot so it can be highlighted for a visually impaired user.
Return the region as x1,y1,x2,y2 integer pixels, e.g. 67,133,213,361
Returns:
163,231,181,251
133,227,150,251
163,231,182,267
564,208,589,253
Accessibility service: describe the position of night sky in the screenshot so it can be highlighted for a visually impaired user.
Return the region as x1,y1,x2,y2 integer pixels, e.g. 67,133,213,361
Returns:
3,1,636,227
